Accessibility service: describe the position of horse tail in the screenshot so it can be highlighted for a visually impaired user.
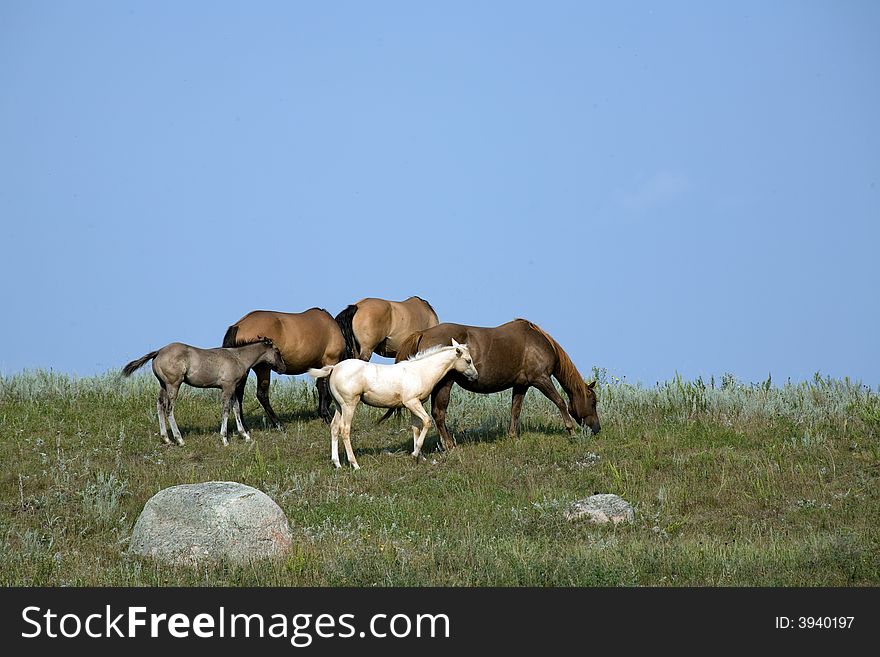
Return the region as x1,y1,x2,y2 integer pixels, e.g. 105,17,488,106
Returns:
122,350,159,377
307,366,334,379
393,330,424,363
222,324,240,348
377,407,400,424
334,304,360,359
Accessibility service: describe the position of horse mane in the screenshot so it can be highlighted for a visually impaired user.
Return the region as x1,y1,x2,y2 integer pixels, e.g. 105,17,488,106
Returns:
407,343,453,362
517,319,587,396
394,331,423,363
228,336,275,348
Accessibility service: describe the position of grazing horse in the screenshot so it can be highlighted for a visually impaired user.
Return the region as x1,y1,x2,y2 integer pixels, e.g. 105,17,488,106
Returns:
308,340,478,469
391,319,600,450
334,296,440,360
222,307,347,427
121,339,286,446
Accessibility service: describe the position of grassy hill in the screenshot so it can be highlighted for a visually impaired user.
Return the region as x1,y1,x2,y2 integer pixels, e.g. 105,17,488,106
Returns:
1,369,877,585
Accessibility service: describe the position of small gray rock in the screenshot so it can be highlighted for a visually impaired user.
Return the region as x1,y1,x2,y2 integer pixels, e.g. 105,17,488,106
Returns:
129,481,292,565
574,452,601,468
566,493,634,524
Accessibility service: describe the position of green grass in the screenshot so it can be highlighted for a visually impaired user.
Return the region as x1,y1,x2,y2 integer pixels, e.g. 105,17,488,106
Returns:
1,369,877,586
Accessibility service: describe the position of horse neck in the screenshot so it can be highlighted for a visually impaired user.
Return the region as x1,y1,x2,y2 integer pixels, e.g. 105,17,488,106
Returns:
547,339,587,403
415,348,458,380
407,296,438,323
236,342,270,367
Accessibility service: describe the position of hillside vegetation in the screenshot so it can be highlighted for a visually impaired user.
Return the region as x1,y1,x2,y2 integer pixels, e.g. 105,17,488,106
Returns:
1,369,877,585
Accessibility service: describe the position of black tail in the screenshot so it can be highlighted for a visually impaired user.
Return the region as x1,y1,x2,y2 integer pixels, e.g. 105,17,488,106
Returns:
122,350,159,377
377,407,400,424
222,324,239,348
334,304,360,360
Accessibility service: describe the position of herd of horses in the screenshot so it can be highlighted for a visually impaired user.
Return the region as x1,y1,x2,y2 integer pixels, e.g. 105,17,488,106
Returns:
122,296,601,469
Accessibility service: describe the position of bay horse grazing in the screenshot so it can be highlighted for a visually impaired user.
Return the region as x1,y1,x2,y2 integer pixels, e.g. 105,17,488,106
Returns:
308,340,478,469
334,296,440,361
391,319,600,450
222,307,346,427
121,339,286,446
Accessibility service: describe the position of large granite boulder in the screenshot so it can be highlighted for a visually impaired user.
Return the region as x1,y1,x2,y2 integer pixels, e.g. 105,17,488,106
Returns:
129,481,292,565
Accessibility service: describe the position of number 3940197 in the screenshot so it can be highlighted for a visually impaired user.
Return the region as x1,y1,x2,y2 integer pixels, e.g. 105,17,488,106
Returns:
775,616,854,629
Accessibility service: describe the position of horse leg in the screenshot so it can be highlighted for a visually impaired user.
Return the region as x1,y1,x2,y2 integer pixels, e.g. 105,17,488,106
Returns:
330,410,342,468
405,399,433,460
508,384,529,439
316,376,333,424
165,383,185,446
533,376,576,434
339,401,360,470
234,378,249,433
232,389,252,442
219,393,231,446
254,363,283,430
410,411,421,453
430,378,456,451
156,386,171,445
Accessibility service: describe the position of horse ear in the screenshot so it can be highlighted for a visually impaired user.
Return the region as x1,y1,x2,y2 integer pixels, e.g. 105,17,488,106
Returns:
451,338,460,348
587,380,597,389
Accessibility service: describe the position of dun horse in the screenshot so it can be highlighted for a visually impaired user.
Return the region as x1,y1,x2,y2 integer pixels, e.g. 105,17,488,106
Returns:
334,296,440,360
222,307,346,427
391,319,600,450
121,339,286,446
308,340,478,469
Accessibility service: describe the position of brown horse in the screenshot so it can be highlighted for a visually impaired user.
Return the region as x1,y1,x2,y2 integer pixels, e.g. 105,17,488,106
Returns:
334,296,440,360
222,307,346,427
391,319,600,449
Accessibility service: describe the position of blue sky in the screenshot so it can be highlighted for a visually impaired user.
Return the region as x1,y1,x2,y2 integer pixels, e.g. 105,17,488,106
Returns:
1,1,878,385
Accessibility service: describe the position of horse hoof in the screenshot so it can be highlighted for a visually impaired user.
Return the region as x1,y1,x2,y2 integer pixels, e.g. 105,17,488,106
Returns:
176,440,185,447
221,439,229,446
351,463,361,471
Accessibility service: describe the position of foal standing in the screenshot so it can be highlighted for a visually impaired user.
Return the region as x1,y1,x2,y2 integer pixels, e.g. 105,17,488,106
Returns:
122,339,286,446
308,340,477,469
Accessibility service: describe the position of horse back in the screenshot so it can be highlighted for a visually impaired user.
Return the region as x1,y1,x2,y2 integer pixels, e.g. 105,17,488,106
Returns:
396,321,554,392
227,308,345,372
384,298,440,354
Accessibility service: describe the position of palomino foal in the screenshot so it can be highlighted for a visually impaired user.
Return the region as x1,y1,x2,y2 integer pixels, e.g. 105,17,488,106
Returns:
309,339,477,469
122,339,286,446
